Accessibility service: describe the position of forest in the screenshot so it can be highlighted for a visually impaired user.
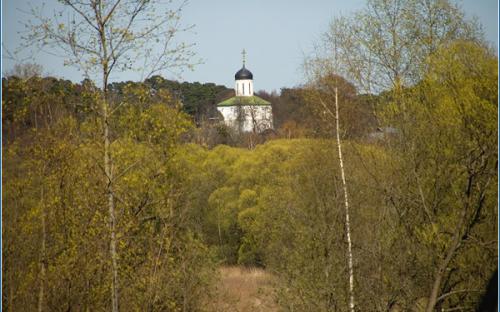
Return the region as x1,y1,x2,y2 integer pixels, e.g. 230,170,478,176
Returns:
2,0,498,311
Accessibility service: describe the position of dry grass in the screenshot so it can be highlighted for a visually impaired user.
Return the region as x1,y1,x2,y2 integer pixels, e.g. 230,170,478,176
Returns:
208,266,278,312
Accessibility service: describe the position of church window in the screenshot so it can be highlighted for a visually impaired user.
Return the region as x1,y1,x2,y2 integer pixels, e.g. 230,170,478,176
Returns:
243,83,245,95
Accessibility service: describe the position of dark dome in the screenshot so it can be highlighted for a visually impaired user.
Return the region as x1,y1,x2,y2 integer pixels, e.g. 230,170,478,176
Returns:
235,66,253,80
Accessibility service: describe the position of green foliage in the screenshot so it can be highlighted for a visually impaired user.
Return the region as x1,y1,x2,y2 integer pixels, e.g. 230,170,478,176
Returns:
377,41,497,310
166,40,497,310
321,0,484,93
110,76,231,123
3,39,496,312
2,78,216,311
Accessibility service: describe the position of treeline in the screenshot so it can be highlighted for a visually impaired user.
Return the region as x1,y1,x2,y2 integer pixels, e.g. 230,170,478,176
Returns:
2,73,378,149
110,76,232,124
2,75,231,140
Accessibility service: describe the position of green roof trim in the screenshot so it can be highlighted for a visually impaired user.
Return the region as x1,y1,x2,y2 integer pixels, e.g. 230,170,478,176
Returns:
217,95,271,107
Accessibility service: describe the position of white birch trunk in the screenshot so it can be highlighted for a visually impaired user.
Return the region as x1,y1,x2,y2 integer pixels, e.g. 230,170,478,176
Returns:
104,98,119,312
97,4,119,308
334,87,356,312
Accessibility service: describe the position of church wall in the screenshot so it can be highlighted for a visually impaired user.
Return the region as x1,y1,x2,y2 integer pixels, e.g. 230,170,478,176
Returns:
217,105,273,132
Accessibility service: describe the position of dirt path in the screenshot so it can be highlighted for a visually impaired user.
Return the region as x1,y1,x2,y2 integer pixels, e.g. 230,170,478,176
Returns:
210,266,278,312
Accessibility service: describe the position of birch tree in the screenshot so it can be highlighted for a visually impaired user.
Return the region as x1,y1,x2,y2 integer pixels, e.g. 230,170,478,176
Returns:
24,1,196,311
317,0,483,94
3,75,217,311
303,53,357,310
333,87,355,312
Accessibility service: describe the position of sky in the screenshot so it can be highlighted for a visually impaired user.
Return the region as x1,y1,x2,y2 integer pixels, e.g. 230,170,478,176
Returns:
2,0,498,93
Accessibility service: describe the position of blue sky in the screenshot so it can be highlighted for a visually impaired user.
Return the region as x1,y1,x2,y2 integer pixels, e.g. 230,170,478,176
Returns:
2,0,498,92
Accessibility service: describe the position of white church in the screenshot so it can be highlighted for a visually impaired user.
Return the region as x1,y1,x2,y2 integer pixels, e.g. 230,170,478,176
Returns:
216,50,273,133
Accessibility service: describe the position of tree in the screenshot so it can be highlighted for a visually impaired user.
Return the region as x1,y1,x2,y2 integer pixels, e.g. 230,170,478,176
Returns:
142,76,231,122
240,139,362,310
318,0,483,94
301,66,357,311
380,41,497,311
301,73,375,139
6,63,44,79
25,1,196,310
3,75,218,310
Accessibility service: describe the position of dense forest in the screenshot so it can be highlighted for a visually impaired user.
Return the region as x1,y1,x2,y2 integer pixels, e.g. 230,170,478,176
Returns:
2,0,498,311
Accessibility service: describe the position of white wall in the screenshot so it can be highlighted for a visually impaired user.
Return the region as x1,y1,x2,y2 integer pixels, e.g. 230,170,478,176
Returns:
218,105,273,132
234,79,254,97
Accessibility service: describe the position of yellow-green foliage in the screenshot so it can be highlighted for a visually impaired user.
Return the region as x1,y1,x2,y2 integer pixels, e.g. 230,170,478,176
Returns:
161,43,498,311
3,42,497,312
3,85,216,311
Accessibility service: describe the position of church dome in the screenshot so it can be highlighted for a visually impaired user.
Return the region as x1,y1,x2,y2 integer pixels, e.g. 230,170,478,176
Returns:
235,66,253,80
